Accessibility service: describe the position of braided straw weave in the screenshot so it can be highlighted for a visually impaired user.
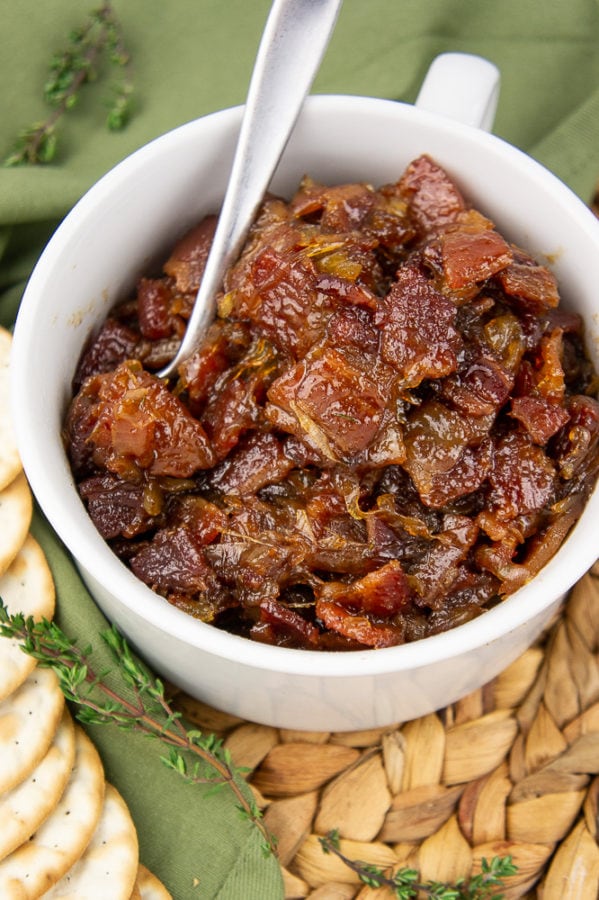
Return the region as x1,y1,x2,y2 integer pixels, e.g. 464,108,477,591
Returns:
173,562,599,898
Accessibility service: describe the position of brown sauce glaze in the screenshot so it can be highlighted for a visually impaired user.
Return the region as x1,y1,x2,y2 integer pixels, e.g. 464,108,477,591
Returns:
64,155,599,650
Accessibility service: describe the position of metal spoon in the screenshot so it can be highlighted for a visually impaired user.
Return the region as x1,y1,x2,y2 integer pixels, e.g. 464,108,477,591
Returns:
158,0,343,379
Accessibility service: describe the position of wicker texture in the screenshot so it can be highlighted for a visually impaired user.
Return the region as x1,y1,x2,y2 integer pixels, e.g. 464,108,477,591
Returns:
173,563,599,898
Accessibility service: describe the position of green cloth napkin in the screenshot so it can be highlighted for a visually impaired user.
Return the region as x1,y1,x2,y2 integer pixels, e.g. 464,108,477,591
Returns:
3,1,599,897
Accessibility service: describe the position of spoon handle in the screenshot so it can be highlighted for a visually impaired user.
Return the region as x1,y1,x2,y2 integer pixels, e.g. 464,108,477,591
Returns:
159,0,343,378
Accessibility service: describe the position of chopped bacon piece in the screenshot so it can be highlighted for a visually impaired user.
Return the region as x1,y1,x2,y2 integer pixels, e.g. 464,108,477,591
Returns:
534,329,566,402
441,353,513,417
410,515,479,608
403,400,494,507
315,597,404,648
398,154,466,233
178,321,251,411
137,277,174,339
163,215,217,293
292,181,376,232
376,263,461,386
364,187,415,251
131,527,211,593
436,227,513,290
488,432,556,521
315,273,378,311
417,442,492,509
253,597,320,648
497,261,559,309
359,412,407,468
198,337,278,460
318,560,410,617
326,305,380,354
178,336,231,410
545,308,584,334
321,188,375,232
79,474,159,539
228,246,333,358
267,348,385,457
510,396,569,444
82,360,214,479
208,432,294,496
403,400,483,484
171,496,227,544
201,376,258,460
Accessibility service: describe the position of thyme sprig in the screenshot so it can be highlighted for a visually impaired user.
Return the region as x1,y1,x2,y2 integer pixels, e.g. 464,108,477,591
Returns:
5,1,133,166
319,830,518,899
0,600,276,855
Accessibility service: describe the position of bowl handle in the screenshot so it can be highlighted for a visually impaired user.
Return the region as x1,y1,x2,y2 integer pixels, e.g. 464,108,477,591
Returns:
415,52,500,132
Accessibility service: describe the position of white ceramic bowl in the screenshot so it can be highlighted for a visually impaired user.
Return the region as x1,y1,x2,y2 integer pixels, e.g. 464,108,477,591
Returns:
11,56,599,730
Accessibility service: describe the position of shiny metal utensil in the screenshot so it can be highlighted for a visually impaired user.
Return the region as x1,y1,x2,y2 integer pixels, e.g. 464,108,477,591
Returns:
158,0,343,379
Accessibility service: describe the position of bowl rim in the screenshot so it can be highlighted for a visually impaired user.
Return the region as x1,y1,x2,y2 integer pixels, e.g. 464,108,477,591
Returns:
11,92,599,679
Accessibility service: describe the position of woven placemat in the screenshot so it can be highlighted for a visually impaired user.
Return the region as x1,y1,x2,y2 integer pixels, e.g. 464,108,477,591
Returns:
172,563,599,899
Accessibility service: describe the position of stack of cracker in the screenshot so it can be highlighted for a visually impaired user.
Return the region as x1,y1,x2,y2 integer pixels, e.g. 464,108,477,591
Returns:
0,326,171,899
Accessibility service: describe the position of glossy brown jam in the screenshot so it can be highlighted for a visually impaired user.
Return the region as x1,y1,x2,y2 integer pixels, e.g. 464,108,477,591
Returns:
65,155,599,650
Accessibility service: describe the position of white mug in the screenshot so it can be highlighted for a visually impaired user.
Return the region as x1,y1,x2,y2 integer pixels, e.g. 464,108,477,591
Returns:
12,54,599,730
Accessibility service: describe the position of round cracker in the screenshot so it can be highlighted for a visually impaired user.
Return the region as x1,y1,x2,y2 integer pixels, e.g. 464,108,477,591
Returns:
0,534,56,701
43,783,139,899
0,708,75,863
0,472,32,578
0,726,105,898
135,864,173,899
0,327,22,492
0,665,64,795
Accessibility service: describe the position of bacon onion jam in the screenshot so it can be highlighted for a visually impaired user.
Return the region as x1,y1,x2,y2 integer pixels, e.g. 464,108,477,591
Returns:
64,155,599,651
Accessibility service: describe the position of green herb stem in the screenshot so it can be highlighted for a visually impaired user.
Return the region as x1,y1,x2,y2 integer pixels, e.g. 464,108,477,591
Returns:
319,830,518,899
5,1,134,166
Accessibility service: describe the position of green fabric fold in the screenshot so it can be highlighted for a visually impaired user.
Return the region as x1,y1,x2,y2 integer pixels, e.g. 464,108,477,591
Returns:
3,1,599,896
